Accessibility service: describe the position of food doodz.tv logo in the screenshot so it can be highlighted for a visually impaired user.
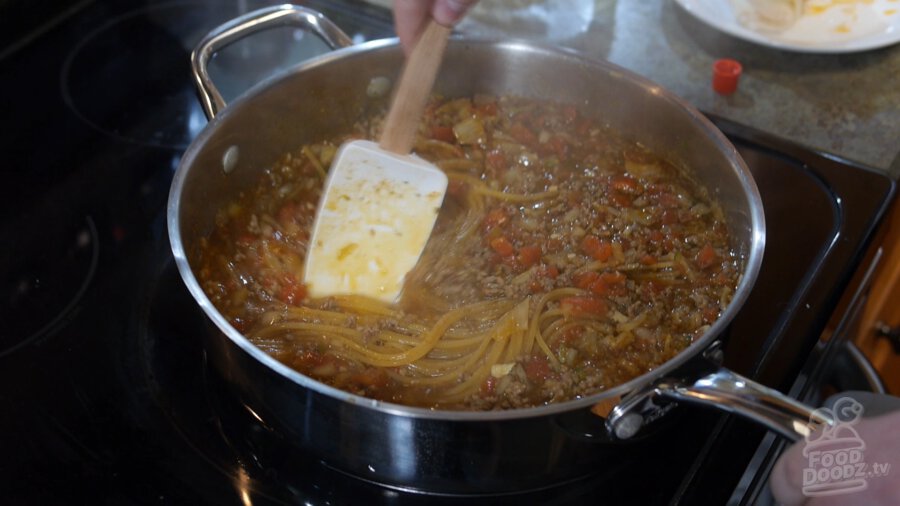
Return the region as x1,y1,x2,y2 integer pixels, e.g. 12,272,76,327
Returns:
802,397,891,497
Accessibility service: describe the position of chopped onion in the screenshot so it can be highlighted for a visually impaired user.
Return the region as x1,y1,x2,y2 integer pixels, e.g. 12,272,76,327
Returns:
366,76,391,97
453,117,485,145
491,363,516,378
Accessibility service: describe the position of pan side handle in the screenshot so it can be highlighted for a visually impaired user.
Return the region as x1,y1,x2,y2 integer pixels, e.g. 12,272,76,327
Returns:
607,368,834,442
191,5,354,119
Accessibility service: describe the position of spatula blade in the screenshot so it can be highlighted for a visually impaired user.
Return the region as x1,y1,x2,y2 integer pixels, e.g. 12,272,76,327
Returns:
304,140,448,303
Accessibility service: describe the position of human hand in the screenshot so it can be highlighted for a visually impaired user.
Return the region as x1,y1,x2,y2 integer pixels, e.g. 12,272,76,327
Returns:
393,0,479,53
769,401,900,505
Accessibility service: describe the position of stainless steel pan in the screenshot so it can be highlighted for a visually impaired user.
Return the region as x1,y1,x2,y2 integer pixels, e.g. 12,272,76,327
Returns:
168,5,829,494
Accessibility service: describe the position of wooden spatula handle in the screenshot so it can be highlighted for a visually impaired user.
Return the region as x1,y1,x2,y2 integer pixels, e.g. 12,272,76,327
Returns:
379,20,451,155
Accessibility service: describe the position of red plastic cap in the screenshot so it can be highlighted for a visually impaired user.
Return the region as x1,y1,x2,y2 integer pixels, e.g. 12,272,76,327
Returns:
712,59,743,95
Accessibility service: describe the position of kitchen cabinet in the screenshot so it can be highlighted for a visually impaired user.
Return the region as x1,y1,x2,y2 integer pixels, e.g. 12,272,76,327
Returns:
856,197,900,394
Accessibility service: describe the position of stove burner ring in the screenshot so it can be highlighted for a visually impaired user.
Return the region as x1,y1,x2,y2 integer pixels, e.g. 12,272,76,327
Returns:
0,216,99,358
60,2,204,149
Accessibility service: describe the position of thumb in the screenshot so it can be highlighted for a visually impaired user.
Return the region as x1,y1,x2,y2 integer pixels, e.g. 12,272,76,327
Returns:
769,409,900,506
432,0,479,26
769,440,809,506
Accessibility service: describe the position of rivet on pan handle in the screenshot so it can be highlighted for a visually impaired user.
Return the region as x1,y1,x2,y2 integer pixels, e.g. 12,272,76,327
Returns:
191,5,354,120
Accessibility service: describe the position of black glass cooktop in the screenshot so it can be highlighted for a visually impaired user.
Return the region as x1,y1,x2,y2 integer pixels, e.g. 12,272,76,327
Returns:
0,1,893,504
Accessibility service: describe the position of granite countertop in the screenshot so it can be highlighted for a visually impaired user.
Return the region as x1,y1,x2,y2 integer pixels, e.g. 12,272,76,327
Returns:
369,0,900,178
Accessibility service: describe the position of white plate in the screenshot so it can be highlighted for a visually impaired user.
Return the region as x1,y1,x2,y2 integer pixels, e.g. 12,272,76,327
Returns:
674,0,900,53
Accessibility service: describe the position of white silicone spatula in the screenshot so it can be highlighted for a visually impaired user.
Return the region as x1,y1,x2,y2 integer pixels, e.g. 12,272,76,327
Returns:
303,20,451,304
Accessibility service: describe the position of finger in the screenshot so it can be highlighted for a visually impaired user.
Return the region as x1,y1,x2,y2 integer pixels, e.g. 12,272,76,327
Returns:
394,0,433,53
432,0,479,26
769,441,809,506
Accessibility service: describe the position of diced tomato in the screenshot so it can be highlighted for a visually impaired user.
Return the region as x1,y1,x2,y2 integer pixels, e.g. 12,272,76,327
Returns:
573,271,600,290
447,179,468,199
536,136,559,154
277,202,299,227
660,209,679,225
483,226,502,247
486,149,506,170
581,235,613,262
581,235,600,256
649,231,674,253
523,356,552,382
481,375,497,394
610,175,642,195
278,278,308,305
482,208,508,232
560,296,609,318
559,325,584,346
575,118,592,136
529,264,560,293
589,272,627,297
642,279,668,296
639,254,657,265
538,264,559,279
602,271,627,285
595,241,615,262
431,125,455,143
610,191,633,208
476,101,498,116
509,122,538,146
230,317,249,333
517,245,542,268
696,243,718,269
547,136,568,159
590,280,611,296
351,367,390,390
490,236,516,257
657,191,681,209
236,233,257,247
702,305,720,324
